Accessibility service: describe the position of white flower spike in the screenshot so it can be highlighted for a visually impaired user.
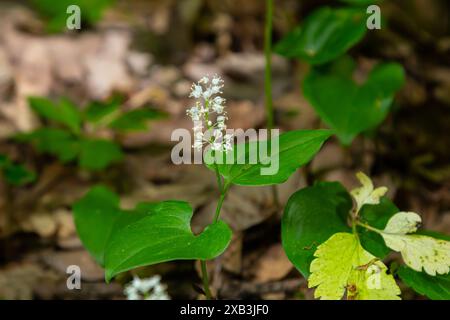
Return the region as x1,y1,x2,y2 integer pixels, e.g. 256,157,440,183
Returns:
186,75,233,153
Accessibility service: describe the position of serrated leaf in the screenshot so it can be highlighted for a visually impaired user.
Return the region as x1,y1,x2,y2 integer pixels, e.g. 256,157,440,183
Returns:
398,265,450,300
303,60,405,145
282,182,352,277
308,232,400,300
78,139,123,170
275,7,367,65
206,129,332,186
28,97,81,134
73,186,232,281
351,172,387,212
379,212,450,276
109,109,166,132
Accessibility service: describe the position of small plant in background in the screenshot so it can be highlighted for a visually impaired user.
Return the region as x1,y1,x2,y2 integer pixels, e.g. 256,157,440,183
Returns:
17,96,165,171
282,172,450,300
124,275,170,300
29,0,114,33
275,1,405,146
0,154,36,186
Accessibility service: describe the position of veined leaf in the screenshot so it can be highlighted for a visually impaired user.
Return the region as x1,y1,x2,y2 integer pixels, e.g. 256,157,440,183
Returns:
308,232,400,300
275,7,367,65
206,129,332,186
78,139,123,171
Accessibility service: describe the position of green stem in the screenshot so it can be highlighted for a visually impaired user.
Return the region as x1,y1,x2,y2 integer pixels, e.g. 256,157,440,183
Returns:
264,0,274,131
200,260,212,300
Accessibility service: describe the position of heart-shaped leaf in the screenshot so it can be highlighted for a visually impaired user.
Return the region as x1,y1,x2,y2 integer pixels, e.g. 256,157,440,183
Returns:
275,7,367,65
73,186,232,281
206,129,332,186
398,265,450,300
281,182,352,277
303,60,405,145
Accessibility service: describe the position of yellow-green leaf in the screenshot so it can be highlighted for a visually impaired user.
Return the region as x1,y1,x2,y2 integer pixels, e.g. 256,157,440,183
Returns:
308,232,400,300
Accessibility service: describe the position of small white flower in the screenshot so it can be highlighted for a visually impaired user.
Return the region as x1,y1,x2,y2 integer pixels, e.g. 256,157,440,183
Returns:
124,275,170,300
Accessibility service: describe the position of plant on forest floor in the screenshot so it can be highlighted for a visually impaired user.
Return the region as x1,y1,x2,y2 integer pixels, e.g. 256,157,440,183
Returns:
17,96,165,171
282,172,450,300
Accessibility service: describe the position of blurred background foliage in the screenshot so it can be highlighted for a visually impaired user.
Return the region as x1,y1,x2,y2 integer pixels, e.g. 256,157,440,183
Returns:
0,0,449,299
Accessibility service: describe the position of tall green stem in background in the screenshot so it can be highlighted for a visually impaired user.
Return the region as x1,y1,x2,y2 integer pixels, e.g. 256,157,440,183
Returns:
265,0,280,208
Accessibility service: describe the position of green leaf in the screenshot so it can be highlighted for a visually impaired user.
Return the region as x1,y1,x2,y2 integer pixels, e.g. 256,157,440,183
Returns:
0,154,36,186
73,186,121,265
78,139,123,170
3,164,36,186
351,172,387,212
109,109,166,132
398,265,450,300
83,98,121,124
28,97,81,134
104,201,232,281
303,60,405,145
18,128,80,162
31,0,114,33
358,197,399,259
281,182,352,277
206,129,332,186
275,7,367,65
339,0,379,5
74,186,232,281
308,232,400,300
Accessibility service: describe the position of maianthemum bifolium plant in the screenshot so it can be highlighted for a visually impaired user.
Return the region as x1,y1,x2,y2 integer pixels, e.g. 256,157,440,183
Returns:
73,76,450,300
70,1,449,300
17,96,165,171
